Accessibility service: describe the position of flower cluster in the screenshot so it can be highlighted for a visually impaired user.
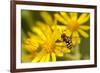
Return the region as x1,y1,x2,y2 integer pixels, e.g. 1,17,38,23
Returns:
22,11,90,62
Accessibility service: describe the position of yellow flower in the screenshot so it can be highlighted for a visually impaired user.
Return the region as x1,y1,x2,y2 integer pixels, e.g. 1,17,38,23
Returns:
22,23,71,62
54,12,90,45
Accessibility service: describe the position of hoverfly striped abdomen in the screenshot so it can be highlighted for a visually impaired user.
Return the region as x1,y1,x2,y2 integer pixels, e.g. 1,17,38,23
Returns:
61,34,73,49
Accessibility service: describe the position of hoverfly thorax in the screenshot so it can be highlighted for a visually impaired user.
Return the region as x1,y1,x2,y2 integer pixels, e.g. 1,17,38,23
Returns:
61,33,73,49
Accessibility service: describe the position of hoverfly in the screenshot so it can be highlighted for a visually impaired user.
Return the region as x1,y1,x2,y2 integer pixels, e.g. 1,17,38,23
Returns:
61,34,73,49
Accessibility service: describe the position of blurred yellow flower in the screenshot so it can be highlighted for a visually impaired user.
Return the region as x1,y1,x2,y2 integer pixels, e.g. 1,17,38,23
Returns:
40,12,58,31
22,38,39,62
40,12,55,26
54,12,90,45
22,23,71,62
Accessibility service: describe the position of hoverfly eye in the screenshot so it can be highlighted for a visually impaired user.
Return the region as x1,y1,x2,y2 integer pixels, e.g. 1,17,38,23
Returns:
61,34,66,38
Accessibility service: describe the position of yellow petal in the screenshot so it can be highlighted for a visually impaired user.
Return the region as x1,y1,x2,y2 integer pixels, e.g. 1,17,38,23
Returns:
72,31,79,37
45,53,50,62
72,37,81,45
79,25,90,30
78,29,89,38
52,25,66,38
23,39,39,51
55,48,63,57
60,12,70,24
72,31,80,45
22,42,38,52
56,25,66,32
32,27,46,41
44,25,52,40
62,47,71,53
78,13,90,25
70,12,77,21
52,28,60,42
40,12,53,25
51,53,56,62
55,13,67,25
64,29,72,37
40,55,46,62
28,33,43,44
32,50,45,62
32,55,42,62
36,22,52,40
55,42,66,47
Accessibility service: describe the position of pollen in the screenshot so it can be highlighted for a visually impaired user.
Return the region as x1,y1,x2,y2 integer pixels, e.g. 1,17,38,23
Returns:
68,21,79,32
42,41,55,53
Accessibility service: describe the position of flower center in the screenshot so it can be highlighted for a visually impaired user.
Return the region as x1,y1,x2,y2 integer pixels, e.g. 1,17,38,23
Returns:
68,21,79,32
42,41,55,53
